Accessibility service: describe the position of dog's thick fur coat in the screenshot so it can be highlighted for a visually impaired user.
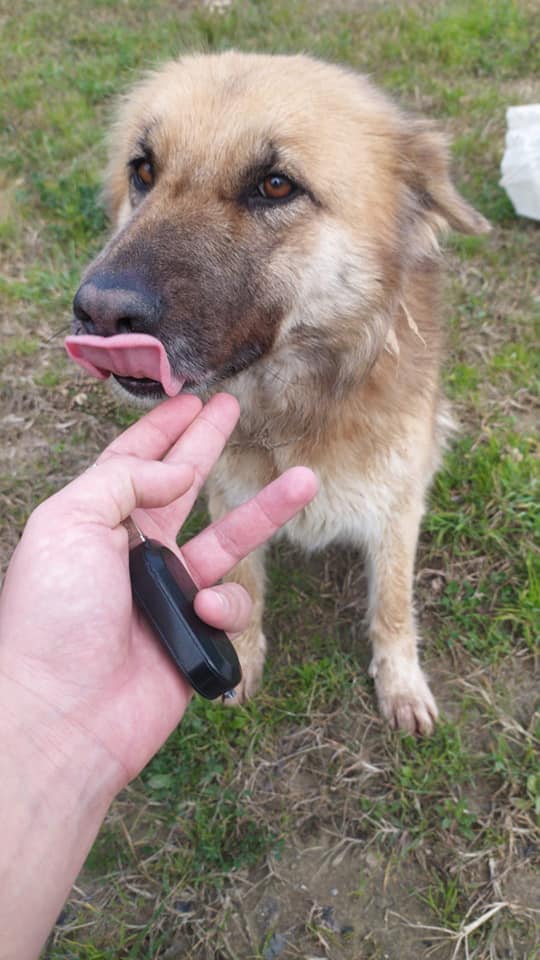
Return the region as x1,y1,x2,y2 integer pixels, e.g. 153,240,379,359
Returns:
75,52,489,733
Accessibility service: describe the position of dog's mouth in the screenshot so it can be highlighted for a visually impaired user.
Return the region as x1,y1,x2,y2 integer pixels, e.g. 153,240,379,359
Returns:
64,333,186,398
111,373,166,399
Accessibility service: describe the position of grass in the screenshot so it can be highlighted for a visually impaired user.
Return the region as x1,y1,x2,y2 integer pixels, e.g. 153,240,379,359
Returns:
426,430,538,658
1,1,539,958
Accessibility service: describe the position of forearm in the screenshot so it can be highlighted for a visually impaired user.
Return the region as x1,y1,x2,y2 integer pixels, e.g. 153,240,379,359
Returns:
0,677,121,960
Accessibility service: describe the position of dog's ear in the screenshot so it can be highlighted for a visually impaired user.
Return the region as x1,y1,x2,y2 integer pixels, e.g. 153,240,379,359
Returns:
400,119,491,236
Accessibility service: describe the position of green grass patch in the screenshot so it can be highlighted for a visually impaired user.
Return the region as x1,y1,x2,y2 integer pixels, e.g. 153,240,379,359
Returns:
427,430,538,659
365,0,535,79
445,361,481,400
85,824,132,875
357,723,483,847
0,335,39,361
489,726,540,822
489,340,540,388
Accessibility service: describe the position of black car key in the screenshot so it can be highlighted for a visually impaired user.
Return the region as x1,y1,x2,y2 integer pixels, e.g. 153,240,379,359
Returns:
124,518,241,700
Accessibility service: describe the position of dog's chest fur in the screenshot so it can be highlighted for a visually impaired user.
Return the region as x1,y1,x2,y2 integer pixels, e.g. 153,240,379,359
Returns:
209,345,449,555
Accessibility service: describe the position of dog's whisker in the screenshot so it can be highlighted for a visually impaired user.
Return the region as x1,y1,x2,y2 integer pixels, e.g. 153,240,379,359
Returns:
43,323,72,344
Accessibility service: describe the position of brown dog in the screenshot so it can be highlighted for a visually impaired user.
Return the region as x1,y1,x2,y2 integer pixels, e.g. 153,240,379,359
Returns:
72,52,489,734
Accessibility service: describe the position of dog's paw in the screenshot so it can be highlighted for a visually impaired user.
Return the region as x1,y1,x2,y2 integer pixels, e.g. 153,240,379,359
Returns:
222,630,267,706
369,655,438,736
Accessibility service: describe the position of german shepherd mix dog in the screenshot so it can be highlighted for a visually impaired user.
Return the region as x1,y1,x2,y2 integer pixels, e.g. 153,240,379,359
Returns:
71,52,489,735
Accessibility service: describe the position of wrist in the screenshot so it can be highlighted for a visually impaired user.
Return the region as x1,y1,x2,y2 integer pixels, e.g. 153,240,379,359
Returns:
0,671,124,804
0,673,122,960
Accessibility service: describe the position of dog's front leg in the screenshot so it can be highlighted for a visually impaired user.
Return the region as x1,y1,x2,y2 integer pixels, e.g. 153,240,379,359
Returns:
207,484,268,704
365,498,438,735
222,550,268,703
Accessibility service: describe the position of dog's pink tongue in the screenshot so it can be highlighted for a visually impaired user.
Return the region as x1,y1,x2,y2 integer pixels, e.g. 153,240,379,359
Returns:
64,334,185,397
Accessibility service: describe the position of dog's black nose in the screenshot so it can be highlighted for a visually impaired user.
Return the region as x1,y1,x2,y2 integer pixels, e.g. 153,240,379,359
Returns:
73,275,162,336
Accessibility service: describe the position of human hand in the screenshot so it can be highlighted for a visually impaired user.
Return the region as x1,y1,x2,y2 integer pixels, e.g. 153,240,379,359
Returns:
0,393,317,791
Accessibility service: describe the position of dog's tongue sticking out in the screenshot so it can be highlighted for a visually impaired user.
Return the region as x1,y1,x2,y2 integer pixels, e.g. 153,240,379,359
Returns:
64,334,185,397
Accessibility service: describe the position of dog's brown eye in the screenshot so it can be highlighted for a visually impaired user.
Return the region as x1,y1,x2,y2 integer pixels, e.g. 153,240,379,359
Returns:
132,159,154,190
259,174,295,200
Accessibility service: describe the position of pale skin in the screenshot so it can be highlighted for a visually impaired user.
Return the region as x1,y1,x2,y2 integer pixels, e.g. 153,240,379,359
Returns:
0,392,317,960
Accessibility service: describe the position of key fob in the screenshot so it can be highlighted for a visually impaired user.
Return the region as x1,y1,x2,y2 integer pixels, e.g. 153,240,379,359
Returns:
128,538,241,700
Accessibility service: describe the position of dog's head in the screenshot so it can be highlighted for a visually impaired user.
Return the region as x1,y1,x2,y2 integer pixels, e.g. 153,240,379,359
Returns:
71,52,489,404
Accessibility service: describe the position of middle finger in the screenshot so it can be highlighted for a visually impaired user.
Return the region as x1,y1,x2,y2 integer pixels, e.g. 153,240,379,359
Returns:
136,393,240,542
157,392,240,529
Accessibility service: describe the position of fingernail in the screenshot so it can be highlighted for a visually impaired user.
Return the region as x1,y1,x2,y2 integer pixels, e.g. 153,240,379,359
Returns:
212,588,228,610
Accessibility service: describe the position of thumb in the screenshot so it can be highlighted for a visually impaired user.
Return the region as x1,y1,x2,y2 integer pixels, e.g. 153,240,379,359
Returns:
45,456,195,530
193,583,252,636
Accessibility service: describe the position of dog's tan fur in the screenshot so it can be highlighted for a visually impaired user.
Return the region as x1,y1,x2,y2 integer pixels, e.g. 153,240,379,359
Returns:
81,52,489,734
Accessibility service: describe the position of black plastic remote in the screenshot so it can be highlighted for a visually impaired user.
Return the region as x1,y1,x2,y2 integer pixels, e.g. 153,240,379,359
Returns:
126,520,241,700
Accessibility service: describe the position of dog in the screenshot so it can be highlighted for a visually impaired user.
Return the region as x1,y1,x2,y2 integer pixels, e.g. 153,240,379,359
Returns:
71,52,489,735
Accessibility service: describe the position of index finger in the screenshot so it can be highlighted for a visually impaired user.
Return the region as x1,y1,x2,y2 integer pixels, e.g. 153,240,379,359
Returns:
180,467,318,586
97,394,203,464
153,393,240,529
